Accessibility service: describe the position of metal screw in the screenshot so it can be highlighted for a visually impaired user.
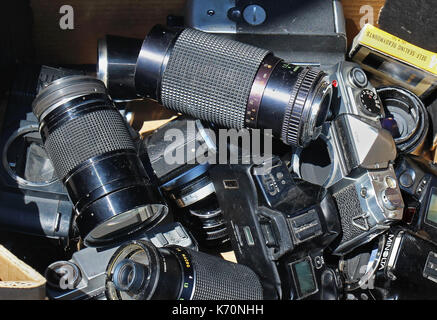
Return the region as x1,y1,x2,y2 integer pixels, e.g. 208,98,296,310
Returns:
207,9,215,16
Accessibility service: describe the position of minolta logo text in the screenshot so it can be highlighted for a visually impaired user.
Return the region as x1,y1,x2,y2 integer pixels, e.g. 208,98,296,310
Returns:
379,233,395,270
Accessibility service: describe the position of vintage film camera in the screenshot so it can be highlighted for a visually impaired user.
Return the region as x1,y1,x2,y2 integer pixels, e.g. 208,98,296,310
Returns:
209,156,343,300
45,222,197,300
338,154,437,300
182,0,347,68
294,61,405,255
0,65,84,243
340,226,437,300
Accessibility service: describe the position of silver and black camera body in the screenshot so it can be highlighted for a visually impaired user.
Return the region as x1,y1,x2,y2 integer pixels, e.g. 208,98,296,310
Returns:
210,157,342,300
45,222,197,300
294,61,404,255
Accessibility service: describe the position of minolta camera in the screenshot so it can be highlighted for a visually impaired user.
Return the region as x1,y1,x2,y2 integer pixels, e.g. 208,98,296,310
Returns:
294,61,405,255
340,226,437,300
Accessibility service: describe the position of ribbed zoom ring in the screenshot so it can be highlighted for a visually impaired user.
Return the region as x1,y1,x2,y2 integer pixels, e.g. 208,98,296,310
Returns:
281,68,325,147
161,28,270,129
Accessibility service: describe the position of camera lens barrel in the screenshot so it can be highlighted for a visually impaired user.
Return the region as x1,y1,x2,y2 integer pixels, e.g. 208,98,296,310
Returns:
33,76,167,247
160,165,230,247
97,35,143,101
105,240,264,300
135,25,332,147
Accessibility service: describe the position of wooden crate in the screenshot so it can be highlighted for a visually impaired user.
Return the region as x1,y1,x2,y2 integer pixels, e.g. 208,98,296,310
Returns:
0,245,46,300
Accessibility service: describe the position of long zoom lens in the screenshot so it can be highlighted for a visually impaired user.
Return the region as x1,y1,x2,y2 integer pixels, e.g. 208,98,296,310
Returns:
32,76,168,247
105,240,264,300
134,25,332,147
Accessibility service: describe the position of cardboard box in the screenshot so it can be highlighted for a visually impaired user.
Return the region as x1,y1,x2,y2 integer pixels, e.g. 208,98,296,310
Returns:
0,245,46,300
350,24,437,98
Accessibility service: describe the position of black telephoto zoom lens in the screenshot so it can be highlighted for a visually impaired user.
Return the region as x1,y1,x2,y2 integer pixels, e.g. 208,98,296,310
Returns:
105,240,264,300
134,25,332,147
32,76,168,247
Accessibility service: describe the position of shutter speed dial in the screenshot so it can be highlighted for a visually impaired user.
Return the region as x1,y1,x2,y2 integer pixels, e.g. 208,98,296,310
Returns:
359,89,382,115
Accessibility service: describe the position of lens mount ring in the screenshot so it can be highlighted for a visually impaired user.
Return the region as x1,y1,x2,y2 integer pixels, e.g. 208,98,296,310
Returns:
281,67,310,147
305,77,332,140
281,68,331,147
2,124,59,187
377,86,428,153
32,76,107,122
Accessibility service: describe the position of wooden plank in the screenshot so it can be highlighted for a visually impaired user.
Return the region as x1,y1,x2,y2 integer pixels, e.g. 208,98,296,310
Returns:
342,0,386,47
0,245,46,300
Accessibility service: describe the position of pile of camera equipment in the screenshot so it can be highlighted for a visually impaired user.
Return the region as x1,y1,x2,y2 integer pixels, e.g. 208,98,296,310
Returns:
3,6,437,301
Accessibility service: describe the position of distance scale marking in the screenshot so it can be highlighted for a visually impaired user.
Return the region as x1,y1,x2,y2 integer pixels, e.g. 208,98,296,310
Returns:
245,55,281,127
173,247,196,300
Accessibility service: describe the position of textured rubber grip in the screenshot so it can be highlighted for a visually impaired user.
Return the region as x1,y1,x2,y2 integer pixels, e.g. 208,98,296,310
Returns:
161,28,270,129
332,185,367,246
189,248,264,300
44,109,135,178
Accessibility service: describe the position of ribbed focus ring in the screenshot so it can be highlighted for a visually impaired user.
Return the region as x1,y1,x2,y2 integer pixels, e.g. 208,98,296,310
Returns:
161,28,270,129
189,249,263,300
281,68,323,146
44,109,135,179
281,68,310,146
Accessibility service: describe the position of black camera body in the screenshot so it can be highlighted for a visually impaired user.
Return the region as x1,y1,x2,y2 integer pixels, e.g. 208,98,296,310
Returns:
210,157,342,299
395,154,437,243
373,227,437,300
340,226,437,300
